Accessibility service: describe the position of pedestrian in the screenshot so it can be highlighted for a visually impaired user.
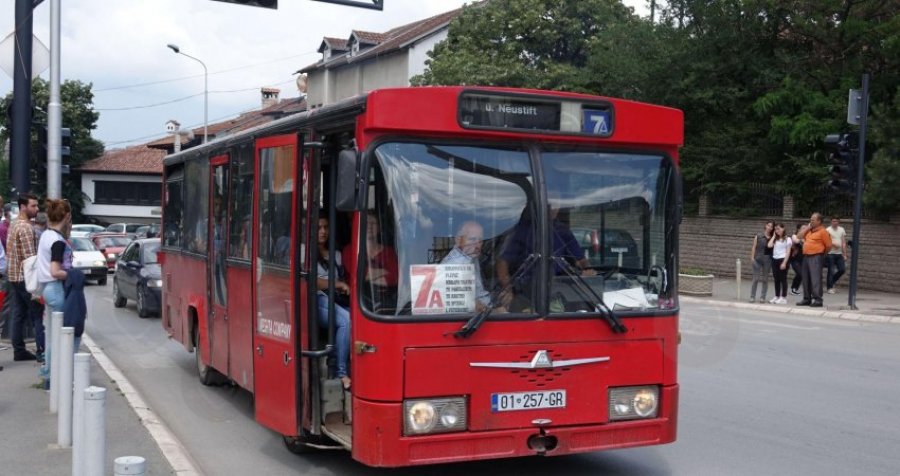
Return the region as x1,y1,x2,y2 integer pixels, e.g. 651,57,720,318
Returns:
767,223,793,304
748,221,774,303
39,199,86,355
0,202,12,247
796,212,832,307
6,194,45,362
789,223,807,295
825,216,848,294
33,211,48,242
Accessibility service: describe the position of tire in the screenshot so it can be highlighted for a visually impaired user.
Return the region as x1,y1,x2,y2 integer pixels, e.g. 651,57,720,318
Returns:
137,287,150,318
113,279,127,308
98,277,107,286
282,434,336,454
194,326,224,386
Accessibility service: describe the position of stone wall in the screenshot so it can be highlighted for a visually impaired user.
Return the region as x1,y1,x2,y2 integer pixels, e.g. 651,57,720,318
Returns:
680,216,900,293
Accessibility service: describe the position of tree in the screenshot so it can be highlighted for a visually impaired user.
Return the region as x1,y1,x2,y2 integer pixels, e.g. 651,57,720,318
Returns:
0,78,104,221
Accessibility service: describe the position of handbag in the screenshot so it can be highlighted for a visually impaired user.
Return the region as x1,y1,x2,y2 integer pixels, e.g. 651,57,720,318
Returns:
24,254,43,294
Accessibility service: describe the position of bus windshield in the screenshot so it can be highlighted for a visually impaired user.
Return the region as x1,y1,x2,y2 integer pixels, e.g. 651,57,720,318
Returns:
364,141,676,318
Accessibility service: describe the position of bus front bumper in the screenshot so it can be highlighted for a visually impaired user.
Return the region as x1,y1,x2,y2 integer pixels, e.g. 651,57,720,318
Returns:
353,384,678,467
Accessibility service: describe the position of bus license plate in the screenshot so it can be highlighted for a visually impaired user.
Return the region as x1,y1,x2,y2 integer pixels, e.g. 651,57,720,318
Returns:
491,390,566,412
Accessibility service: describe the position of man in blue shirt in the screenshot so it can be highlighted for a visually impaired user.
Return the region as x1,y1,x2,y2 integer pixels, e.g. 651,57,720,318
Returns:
441,221,496,312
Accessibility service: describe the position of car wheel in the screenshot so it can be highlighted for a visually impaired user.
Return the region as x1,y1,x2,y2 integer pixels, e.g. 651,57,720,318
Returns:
137,287,150,318
98,277,107,286
113,279,127,308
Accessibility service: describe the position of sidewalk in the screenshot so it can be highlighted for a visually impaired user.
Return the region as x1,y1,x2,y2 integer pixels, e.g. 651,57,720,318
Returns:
0,339,174,475
680,277,900,325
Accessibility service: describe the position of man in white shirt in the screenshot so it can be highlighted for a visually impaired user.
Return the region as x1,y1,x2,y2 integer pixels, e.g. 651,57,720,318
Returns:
825,216,847,294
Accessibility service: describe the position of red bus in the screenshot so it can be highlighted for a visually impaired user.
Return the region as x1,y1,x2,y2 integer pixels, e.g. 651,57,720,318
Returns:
161,86,683,467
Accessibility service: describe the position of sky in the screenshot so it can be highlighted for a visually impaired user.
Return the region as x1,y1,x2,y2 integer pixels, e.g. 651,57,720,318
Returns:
1,0,648,150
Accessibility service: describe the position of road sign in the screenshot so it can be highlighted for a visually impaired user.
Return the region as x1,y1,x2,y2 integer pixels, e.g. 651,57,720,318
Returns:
0,32,50,79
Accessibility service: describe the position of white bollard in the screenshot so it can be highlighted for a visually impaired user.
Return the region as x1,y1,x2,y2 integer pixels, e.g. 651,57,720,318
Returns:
73,353,91,476
50,311,64,413
736,258,742,300
83,386,107,476
58,327,75,447
114,456,146,476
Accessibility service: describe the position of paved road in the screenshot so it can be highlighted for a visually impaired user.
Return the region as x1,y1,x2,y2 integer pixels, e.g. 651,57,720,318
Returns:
83,285,900,475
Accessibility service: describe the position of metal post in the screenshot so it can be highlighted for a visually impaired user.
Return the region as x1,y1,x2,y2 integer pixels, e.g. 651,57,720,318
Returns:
114,456,146,476
73,353,90,476
83,386,107,476
47,0,62,198
50,311,64,413
848,73,868,310
736,259,742,301
58,327,74,447
11,0,34,195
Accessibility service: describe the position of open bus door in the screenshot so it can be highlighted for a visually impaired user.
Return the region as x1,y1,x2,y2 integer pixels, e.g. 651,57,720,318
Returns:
252,135,301,434
208,155,230,374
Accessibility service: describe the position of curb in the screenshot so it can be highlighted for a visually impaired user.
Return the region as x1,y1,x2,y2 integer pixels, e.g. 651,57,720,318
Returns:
81,333,204,476
679,296,900,325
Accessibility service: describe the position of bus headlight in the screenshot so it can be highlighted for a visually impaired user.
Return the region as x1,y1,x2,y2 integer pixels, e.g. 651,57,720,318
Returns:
403,397,467,435
609,386,659,421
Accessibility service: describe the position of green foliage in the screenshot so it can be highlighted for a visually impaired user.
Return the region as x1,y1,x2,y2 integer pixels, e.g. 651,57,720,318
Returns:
419,0,900,217
0,78,104,221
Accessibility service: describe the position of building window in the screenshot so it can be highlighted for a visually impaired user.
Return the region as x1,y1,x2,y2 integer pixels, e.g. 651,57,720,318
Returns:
94,180,161,206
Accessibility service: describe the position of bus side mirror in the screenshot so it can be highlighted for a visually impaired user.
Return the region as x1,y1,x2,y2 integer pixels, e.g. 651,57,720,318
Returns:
336,149,360,211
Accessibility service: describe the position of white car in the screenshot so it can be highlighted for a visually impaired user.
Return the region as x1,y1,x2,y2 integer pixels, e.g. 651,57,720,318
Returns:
71,224,106,238
70,237,109,285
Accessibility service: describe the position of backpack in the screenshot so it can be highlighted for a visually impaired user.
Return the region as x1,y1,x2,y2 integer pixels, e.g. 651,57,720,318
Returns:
24,254,43,294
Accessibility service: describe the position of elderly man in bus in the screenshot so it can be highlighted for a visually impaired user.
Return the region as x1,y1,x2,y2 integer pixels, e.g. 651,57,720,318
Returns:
441,221,506,313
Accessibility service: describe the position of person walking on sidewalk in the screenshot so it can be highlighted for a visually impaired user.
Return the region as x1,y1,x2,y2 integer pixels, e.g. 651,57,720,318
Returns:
797,213,832,308
789,223,807,296
6,194,44,362
825,216,848,294
768,223,793,304
749,221,774,303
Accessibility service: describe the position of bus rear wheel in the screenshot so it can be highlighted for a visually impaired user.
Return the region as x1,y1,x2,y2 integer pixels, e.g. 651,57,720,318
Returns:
193,328,224,386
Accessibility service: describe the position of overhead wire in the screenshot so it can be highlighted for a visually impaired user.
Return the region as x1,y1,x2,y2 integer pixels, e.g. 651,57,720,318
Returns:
94,78,296,111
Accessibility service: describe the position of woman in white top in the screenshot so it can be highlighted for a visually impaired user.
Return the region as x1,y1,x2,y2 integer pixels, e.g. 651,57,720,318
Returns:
767,223,793,304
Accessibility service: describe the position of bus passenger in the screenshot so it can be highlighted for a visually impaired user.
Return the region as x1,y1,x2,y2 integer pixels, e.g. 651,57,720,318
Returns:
441,221,505,313
315,215,351,390
345,212,398,313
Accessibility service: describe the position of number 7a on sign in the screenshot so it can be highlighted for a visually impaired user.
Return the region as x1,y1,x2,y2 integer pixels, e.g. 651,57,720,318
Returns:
411,265,445,314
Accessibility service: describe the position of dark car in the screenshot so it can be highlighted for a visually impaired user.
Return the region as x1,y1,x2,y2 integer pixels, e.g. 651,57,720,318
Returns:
90,233,133,272
113,238,161,318
573,227,641,269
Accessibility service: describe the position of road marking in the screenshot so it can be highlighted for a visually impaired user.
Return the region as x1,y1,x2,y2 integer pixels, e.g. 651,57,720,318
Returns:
82,333,204,476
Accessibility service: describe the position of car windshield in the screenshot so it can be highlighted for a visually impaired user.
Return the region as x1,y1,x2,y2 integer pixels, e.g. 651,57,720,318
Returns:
363,142,677,319
70,237,97,252
143,242,160,264
125,224,143,233
96,237,131,248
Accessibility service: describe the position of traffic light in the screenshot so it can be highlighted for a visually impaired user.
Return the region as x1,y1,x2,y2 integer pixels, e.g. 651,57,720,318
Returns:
209,0,277,8
60,127,71,162
824,132,858,193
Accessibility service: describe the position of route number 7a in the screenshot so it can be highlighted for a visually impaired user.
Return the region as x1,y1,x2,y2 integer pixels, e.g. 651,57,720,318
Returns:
411,266,444,310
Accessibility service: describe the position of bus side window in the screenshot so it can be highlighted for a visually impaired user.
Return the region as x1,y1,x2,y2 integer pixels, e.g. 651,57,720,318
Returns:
164,178,183,248
228,144,254,260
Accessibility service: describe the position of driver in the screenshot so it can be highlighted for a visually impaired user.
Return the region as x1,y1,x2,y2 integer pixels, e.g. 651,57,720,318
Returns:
496,192,595,308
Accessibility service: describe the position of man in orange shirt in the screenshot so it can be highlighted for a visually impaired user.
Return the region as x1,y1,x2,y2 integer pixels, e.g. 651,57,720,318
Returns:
796,212,832,307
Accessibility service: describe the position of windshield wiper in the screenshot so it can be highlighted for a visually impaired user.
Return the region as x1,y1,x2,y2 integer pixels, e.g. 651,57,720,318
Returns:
551,256,627,334
454,253,539,339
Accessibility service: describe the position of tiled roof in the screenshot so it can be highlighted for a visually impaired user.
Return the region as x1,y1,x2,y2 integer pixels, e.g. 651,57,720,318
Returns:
143,96,307,150
299,7,465,74
79,146,166,174
319,37,348,52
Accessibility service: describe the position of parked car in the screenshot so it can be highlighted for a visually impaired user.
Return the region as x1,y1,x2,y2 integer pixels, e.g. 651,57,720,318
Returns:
70,237,109,285
134,223,161,239
71,224,106,238
90,233,132,272
106,223,144,236
113,238,162,318
573,227,641,269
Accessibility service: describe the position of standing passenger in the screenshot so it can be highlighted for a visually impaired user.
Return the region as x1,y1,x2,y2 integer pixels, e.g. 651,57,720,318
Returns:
314,214,351,391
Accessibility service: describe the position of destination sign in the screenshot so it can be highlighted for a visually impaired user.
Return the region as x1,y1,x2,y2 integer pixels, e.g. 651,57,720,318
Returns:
459,94,562,131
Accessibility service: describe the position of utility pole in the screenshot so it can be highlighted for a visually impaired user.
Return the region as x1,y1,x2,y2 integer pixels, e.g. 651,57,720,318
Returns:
47,0,62,199
846,74,869,310
10,0,35,197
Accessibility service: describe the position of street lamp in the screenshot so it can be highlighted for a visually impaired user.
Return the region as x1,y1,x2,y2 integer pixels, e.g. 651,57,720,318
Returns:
167,43,208,143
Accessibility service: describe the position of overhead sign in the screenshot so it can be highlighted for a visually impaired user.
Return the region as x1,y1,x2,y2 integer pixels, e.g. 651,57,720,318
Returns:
0,32,50,80
460,93,562,132
582,108,611,135
410,264,477,315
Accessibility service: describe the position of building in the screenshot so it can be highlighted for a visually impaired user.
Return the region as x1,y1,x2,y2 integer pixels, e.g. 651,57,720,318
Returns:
298,7,465,108
79,89,307,224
